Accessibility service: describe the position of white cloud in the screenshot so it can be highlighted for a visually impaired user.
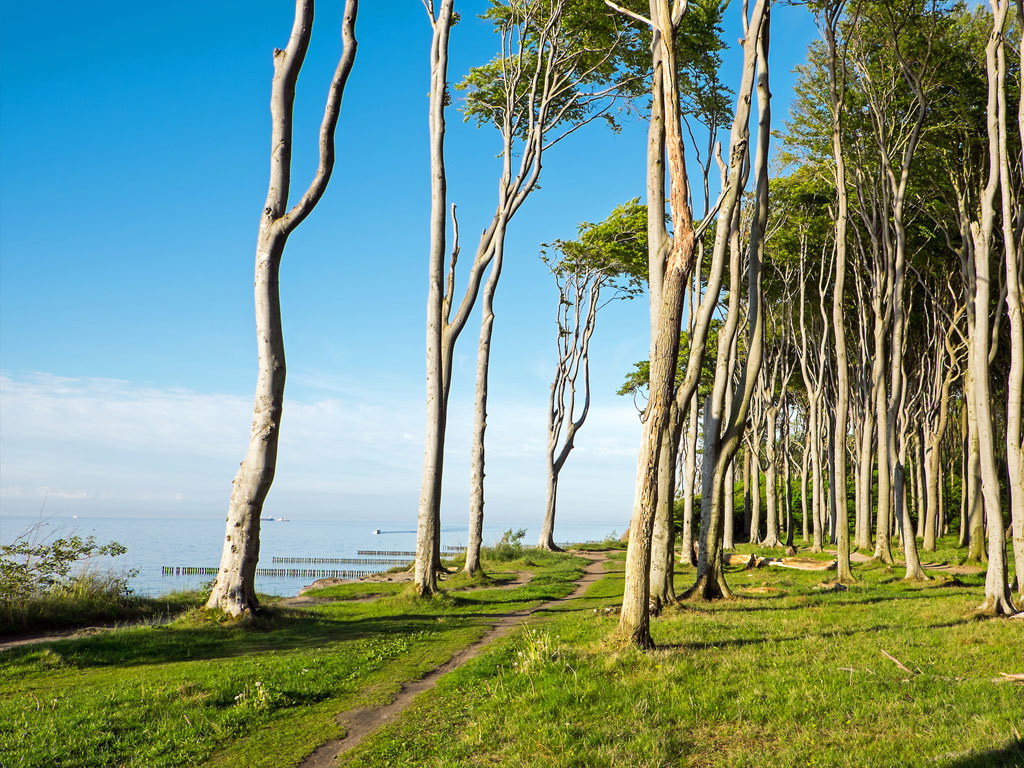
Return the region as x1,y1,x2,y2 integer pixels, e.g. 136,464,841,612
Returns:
0,371,640,527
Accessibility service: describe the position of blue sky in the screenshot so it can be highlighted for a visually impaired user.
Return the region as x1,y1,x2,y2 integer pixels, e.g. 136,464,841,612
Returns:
0,1,817,529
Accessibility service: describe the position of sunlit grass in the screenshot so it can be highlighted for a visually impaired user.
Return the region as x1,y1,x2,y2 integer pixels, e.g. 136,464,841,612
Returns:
0,551,586,768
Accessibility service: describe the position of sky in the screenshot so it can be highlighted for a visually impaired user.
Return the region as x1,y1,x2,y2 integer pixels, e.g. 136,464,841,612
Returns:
0,1,818,530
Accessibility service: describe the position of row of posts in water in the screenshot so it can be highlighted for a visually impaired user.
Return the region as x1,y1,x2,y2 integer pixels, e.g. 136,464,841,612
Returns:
160,541,609,579
161,566,376,578
354,546,466,556
272,556,411,565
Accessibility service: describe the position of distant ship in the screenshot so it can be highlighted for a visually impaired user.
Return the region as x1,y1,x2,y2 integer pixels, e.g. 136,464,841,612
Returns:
276,517,290,522
372,528,381,534
262,516,275,521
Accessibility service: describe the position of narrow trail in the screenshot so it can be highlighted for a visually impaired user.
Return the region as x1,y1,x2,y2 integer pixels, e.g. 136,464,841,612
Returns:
298,552,607,768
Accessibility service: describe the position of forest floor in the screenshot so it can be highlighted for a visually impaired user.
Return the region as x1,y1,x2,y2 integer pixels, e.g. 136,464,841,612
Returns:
1,537,1021,768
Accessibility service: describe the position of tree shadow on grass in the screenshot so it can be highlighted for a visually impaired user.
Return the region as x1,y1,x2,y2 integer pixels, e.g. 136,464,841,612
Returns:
712,588,972,615
655,620,948,652
938,740,1024,768
0,583,578,672
0,612,454,672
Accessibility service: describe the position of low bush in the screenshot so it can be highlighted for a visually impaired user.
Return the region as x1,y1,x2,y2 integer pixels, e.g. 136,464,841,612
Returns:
0,521,192,636
485,528,527,562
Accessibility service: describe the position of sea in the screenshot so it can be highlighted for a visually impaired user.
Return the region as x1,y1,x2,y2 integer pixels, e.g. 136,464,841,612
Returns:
0,515,624,598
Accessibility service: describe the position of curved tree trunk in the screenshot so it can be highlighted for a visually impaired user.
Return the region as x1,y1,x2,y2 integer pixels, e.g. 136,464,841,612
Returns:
687,5,771,601
415,0,456,596
465,236,506,575
972,1,1017,615
207,0,359,616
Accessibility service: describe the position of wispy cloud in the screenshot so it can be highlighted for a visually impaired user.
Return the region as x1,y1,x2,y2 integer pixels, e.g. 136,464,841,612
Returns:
0,371,640,526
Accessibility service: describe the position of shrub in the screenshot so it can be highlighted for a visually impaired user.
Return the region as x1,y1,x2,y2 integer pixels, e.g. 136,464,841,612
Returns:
488,528,527,562
0,521,139,635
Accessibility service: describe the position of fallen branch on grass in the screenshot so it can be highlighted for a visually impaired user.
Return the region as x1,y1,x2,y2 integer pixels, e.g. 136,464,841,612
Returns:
881,649,912,674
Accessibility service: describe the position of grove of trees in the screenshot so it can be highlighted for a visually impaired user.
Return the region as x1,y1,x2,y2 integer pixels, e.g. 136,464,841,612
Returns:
207,0,1023,637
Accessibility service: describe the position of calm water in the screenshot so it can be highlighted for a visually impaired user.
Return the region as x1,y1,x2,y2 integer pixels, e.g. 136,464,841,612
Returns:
0,515,622,597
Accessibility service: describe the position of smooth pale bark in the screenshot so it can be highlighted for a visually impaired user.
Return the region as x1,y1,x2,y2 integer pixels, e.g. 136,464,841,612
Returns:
897,398,927,582
423,0,607,587
828,7,855,577
686,6,771,601
743,441,753,540
538,269,602,553
620,0,700,648
959,404,969,548
921,434,929,540
965,365,986,561
680,395,700,565
465,235,506,575
722,327,742,549
826,409,837,544
999,0,1024,602
801,428,811,543
750,444,762,544
763,398,781,547
795,244,830,554
783,410,795,547
973,1,1018,615
852,277,875,551
641,4,674,584
923,327,957,551
465,1,620,573
724,453,736,549
650,420,680,608
856,408,874,549
872,308,894,563
207,0,358,616
416,0,458,596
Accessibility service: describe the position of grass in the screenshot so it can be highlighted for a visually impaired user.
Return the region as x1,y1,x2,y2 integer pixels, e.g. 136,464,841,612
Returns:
0,576,202,638
2,537,1020,768
0,549,585,768
336,540,1023,768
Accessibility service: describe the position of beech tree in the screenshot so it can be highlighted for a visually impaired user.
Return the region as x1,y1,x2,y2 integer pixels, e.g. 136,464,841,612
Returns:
416,0,641,588
611,0,770,647
206,0,359,617
538,202,646,551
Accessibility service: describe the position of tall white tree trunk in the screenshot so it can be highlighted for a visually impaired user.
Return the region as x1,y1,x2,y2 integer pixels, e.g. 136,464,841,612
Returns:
998,0,1024,602
973,0,1017,614
415,0,457,596
465,235,506,575
207,0,358,616
825,2,855,581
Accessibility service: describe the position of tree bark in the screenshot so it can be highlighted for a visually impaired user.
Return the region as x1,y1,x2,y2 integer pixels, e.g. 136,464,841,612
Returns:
686,5,771,601
620,0,699,647
415,0,457,596
207,0,358,616
465,235,506,575
973,0,1017,614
